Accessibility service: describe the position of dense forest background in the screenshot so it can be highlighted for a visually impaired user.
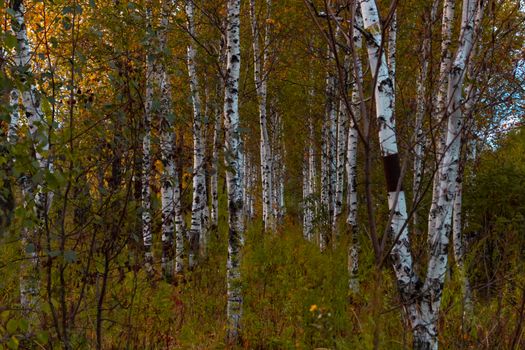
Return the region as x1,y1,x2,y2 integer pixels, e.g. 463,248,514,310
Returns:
0,0,524,349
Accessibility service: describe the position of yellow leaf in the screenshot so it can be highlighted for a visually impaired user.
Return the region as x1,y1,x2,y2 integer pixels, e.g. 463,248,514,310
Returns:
155,160,164,173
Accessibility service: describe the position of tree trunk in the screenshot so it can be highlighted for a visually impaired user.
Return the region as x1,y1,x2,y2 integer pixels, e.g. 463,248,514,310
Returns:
186,0,206,269
159,0,176,281
303,89,317,240
420,1,484,347
347,4,363,292
333,54,349,233
11,0,53,322
413,0,438,232
427,0,455,240
141,6,156,275
358,0,421,339
321,42,337,250
210,82,222,229
224,0,244,343
250,0,275,232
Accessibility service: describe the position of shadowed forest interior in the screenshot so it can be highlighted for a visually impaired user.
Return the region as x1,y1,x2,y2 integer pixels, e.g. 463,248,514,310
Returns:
0,0,524,349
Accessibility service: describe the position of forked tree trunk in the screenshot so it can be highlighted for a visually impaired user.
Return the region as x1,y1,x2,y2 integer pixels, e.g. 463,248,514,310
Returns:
419,1,484,347
358,0,421,342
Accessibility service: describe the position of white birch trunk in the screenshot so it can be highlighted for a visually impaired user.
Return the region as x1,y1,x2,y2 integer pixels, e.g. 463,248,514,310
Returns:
420,1,484,347
387,11,396,110
321,44,337,250
413,0,439,232
142,6,155,274
302,155,311,238
250,0,275,232
303,98,317,240
347,4,363,292
427,0,456,240
210,86,221,229
224,0,244,342
12,0,53,319
452,61,479,316
359,0,421,340
452,176,472,313
174,165,185,275
8,89,20,143
271,109,285,222
186,0,206,269
333,54,349,233
328,68,337,232
159,0,175,280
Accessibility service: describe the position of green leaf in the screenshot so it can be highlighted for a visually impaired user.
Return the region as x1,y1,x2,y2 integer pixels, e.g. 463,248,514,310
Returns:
4,33,17,49
7,336,18,350
6,319,17,333
18,319,28,333
35,331,49,345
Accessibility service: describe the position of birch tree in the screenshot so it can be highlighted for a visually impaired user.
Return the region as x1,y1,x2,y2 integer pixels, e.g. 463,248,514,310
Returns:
186,0,207,269
346,3,364,292
413,0,439,231
250,0,275,232
224,0,244,342
333,55,348,232
303,83,317,241
357,0,418,314
141,5,157,275
320,45,336,250
419,2,485,347
353,0,486,346
427,0,455,238
210,82,222,230
159,0,176,280
11,0,53,320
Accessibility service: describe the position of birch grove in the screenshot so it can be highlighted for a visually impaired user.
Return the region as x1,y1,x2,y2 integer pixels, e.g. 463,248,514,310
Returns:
0,0,522,348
